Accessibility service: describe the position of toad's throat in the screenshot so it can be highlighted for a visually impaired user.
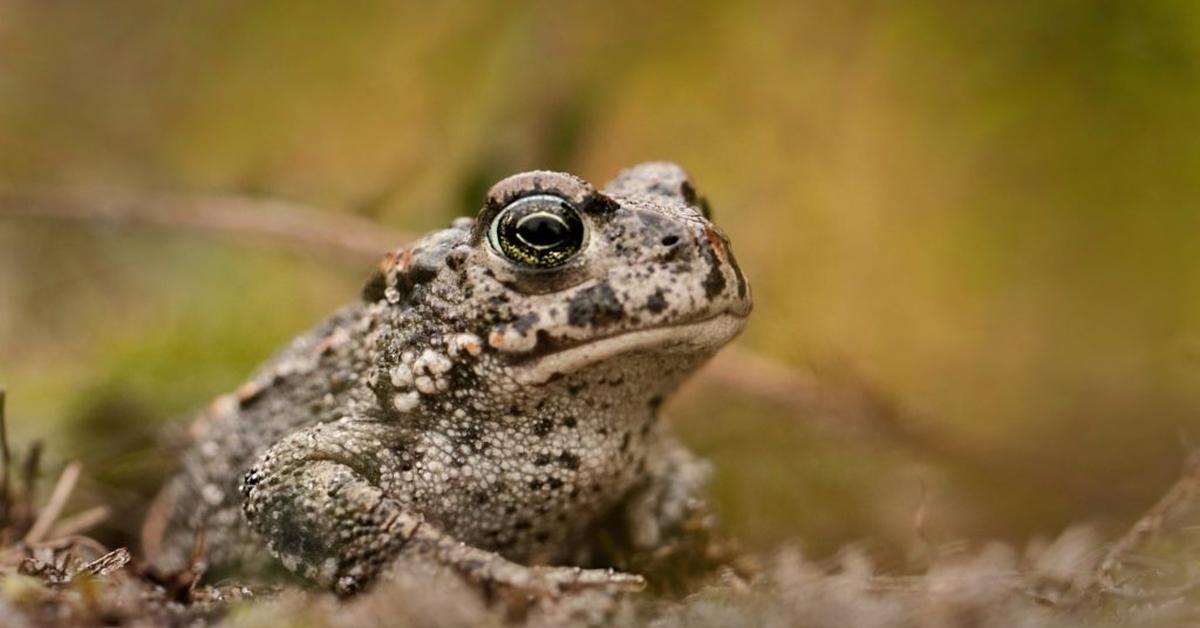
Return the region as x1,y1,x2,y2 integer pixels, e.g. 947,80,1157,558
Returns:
507,313,747,386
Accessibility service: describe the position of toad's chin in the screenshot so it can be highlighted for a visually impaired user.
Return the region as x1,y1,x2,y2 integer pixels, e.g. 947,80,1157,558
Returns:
509,313,747,386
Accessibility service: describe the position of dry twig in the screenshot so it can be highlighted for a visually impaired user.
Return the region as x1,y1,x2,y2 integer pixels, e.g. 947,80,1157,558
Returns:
77,547,131,578
0,189,414,264
25,461,82,544
48,505,111,540
1094,450,1200,592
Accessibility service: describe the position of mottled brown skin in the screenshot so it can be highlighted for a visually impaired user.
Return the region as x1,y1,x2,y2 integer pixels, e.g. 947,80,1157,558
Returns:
143,163,751,596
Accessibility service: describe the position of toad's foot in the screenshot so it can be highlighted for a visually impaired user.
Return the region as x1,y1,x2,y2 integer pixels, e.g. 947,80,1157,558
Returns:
419,532,645,598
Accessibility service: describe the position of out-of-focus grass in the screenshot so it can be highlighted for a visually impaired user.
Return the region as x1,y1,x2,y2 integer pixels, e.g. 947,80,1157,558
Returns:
2,0,1200,560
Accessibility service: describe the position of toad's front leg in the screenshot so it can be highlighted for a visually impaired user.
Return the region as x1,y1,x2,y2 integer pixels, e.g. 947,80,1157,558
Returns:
580,430,741,592
240,418,644,596
621,432,714,551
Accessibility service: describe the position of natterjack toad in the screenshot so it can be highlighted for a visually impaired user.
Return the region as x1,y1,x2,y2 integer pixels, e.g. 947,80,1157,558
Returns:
142,162,752,596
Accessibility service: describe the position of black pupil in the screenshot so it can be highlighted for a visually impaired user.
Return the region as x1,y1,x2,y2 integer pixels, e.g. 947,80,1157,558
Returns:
516,213,568,248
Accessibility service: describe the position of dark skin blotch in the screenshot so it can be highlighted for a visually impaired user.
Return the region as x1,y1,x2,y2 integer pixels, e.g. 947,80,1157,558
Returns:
361,270,388,302
409,265,437,285
567,282,624,327
580,192,620,216
269,496,322,562
532,418,554,437
677,179,714,218
455,423,483,448
680,180,698,204
444,248,467,270
646,289,668,314
703,261,727,300
535,329,553,350
512,312,540,334
728,247,749,299
557,451,580,470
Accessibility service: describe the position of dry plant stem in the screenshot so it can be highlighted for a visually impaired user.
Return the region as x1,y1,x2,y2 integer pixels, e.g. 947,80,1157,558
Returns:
704,347,913,438
1095,450,1200,592
78,548,131,578
25,461,82,544
701,347,981,459
48,505,110,539
41,534,110,556
0,190,414,264
21,441,42,501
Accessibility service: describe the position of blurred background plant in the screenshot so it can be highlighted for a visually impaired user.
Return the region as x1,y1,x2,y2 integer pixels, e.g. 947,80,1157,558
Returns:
1,0,1199,572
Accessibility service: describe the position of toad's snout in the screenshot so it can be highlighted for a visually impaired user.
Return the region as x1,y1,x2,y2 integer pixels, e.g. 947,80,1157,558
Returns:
637,211,752,319
692,222,752,318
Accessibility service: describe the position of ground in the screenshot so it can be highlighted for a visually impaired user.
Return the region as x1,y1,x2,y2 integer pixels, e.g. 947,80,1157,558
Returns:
4,391,1200,628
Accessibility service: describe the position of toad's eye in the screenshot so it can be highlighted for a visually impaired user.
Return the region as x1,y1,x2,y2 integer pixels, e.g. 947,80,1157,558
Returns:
488,195,585,268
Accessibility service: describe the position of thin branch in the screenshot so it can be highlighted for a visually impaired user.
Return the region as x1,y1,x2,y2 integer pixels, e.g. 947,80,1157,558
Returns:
24,461,82,544
48,505,110,540
39,533,109,556
699,347,967,452
75,547,131,579
0,189,414,264
20,440,42,503
1094,451,1200,592
700,347,906,438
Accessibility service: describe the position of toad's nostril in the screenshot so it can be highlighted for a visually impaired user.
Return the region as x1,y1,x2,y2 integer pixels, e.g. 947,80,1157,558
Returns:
661,235,680,247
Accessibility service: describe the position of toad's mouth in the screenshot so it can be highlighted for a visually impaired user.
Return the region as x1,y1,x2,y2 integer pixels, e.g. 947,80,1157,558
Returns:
508,313,748,386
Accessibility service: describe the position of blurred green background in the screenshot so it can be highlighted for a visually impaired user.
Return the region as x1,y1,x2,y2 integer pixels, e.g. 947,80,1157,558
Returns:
2,0,1199,564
